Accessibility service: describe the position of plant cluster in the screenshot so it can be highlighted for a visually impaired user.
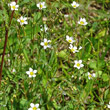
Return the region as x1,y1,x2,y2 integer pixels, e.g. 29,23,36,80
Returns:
0,0,110,110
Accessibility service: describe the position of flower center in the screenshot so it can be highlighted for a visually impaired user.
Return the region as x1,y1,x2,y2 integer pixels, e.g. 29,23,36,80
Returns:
44,42,48,46
73,5,76,8
68,39,72,43
89,74,92,78
40,4,43,8
80,21,84,25
71,48,75,52
11,5,16,9
21,19,24,23
33,107,37,110
30,72,34,76
76,63,80,67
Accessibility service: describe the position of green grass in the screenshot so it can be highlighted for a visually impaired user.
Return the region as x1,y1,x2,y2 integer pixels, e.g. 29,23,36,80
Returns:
0,0,110,110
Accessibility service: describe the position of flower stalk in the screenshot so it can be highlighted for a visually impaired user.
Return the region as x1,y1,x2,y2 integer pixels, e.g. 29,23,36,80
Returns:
0,0,18,85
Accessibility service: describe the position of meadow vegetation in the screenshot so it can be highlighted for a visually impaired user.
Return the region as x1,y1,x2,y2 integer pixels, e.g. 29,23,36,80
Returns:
0,0,110,110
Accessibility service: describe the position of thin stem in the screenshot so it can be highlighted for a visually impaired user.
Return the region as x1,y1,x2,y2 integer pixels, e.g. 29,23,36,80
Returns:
0,0,18,85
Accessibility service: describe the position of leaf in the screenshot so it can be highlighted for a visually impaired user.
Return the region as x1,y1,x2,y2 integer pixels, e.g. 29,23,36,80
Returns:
20,98,28,109
104,89,109,99
80,80,93,101
34,12,42,22
102,74,109,82
58,49,68,60
95,29,106,39
89,61,97,69
96,71,102,77
23,49,30,63
20,0,30,5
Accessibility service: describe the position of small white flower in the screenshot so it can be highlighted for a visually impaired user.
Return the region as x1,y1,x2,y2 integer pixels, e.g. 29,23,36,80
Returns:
7,54,10,57
41,25,48,32
71,75,74,78
88,72,96,79
69,44,78,53
8,1,19,11
40,38,51,49
28,103,40,110
74,60,84,69
26,68,37,78
71,1,79,8
107,101,110,108
37,2,46,10
79,46,82,50
66,35,75,44
17,16,28,25
78,18,88,25
64,14,69,18
12,68,16,73
7,59,10,66
62,91,66,96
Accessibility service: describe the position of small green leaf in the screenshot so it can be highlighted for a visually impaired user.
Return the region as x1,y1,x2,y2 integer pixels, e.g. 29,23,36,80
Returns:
102,74,109,82
34,12,42,22
23,49,30,63
58,49,68,60
89,61,97,69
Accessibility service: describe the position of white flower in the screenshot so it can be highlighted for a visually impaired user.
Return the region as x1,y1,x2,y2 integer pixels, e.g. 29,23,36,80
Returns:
17,16,28,25
26,68,37,78
66,35,75,44
71,1,79,8
64,14,69,18
88,72,96,79
79,46,82,50
28,103,40,110
37,2,46,10
74,60,84,69
12,68,16,73
41,25,48,32
8,59,10,63
78,18,88,25
40,38,51,49
69,44,78,53
71,75,74,78
8,2,19,11
107,101,110,108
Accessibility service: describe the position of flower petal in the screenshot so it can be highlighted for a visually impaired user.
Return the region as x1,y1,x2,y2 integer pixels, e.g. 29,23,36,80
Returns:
29,68,33,72
28,108,33,110
48,45,51,48
33,75,36,77
30,103,34,107
44,46,47,49
26,71,30,75
40,42,44,46
17,19,20,22
79,60,82,63
92,73,96,77
88,72,90,75
33,70,37,73
44,38,47,42
47,40,51,43
77,67,80,69
29,75,32,78
35,104,39,108
80,64,84,67
74,60,78,64
24,21,28,24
